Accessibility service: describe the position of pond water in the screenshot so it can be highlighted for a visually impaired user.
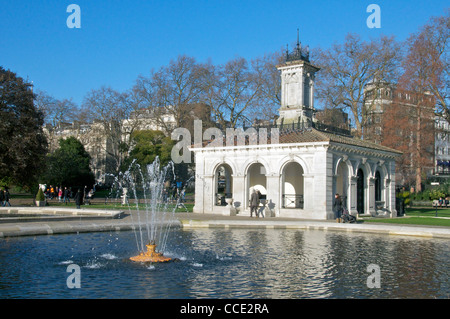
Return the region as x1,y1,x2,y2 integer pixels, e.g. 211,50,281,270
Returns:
0,228,448,299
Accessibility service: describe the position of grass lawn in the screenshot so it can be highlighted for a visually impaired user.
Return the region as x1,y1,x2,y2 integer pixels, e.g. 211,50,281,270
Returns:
363,207,450,227
46,201,194,213
405,207,450,218
364,216,450,227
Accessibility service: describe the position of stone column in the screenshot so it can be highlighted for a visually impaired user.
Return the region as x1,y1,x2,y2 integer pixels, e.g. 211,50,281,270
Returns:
193,153,205,214
265,174,280,217
309,77,315,109
349,176,358,215
232,174,246,214
384,178,391,215
281,73,286,108
302,174,314,211
299,71,304,107
202,174,214,214
387,178,398,217
368,177,376,216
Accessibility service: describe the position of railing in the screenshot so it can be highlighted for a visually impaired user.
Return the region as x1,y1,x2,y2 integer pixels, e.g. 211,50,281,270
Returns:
282,194,304,209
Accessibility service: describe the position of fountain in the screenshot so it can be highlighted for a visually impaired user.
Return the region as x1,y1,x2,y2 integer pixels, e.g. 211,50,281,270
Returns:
129,241,172,263
109,157,183,263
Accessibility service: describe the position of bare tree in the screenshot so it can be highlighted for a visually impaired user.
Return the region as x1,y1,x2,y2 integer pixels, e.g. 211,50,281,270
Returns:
315,33,403,138
397,12,449,192
203,56,262,128
34,90,77,126
404,10,449,120
381,90,435,191
82,86,131,174
133,55,207,134
251,50,285,124
34,89,56,125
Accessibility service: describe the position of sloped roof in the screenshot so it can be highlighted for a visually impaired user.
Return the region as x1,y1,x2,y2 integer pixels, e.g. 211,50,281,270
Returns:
191,127,402,156
279,128,402,154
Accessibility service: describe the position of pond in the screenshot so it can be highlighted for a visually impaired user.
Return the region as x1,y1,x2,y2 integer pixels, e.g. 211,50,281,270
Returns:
0,228,448,299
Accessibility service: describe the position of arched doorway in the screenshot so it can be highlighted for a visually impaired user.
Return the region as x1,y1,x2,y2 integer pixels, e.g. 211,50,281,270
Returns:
281,162,304,208
375,170,381,202
214,164,233,206
357,169,365,214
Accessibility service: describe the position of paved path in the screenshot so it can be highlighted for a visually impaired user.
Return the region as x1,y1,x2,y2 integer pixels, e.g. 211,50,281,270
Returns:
0,207,449,239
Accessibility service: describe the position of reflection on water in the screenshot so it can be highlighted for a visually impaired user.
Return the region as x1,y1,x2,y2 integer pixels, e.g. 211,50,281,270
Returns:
0,228,448,298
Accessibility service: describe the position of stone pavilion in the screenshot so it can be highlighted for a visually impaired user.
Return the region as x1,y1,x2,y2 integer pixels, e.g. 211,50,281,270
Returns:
190,37,402,220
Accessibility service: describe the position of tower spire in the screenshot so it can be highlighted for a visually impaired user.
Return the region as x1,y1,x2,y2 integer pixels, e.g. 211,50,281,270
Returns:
286,28,308,62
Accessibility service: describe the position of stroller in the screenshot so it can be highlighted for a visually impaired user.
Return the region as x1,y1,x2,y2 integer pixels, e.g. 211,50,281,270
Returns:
341,208,356,223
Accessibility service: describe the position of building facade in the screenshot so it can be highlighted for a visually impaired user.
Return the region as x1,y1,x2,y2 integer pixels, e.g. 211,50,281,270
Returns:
191,44,401,220
43,108,177,185
364,82,437,186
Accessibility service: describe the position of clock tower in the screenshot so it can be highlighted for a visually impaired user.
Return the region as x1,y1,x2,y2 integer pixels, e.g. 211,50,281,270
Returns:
277,30,320,126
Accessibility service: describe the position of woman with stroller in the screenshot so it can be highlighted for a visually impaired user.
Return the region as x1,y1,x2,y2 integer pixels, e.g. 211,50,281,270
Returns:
333,193,343,223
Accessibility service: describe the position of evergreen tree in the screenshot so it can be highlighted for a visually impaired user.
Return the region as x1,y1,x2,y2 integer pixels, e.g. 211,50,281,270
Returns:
122,130,174,170
40,137,95,189
0,67,48,189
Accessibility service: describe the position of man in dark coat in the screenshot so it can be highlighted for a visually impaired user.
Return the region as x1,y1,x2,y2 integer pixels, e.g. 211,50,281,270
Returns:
249,188,260,218
74,189,83,209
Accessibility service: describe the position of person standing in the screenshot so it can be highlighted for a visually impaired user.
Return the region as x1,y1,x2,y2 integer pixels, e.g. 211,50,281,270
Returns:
74,189,83,209
256,190,263,218
3,189,11,207
333,193,343,223
249,188,260,218
63,187,70,205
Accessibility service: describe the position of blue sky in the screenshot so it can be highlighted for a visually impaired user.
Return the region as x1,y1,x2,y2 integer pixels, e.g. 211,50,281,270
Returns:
0,0,448,107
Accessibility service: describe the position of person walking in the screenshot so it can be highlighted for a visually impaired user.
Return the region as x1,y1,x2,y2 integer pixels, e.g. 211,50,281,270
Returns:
3,189,11,207
333,193,343,223
249,188,260,218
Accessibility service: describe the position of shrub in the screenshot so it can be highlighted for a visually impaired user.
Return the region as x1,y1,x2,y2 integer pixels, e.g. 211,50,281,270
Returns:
429,189,446,201
36,188,45,201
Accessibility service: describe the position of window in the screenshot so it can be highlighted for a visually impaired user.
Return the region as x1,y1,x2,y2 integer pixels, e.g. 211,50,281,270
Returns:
375,115,381,123
375,127,382,135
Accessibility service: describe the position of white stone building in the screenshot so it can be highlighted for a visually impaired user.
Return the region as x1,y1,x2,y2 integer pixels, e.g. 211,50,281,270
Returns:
191,44,402,220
